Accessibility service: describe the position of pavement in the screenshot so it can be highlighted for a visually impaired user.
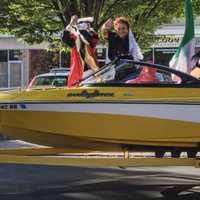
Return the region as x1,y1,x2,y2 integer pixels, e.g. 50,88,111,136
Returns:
0,165,200,200
0,140,200,200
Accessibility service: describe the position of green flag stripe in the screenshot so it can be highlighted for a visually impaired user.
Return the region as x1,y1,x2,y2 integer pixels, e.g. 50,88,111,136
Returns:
175,0,194,58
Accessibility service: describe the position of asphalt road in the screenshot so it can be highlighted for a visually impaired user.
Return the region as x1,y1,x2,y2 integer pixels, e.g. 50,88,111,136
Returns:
0,164,200,200
0,140,200,200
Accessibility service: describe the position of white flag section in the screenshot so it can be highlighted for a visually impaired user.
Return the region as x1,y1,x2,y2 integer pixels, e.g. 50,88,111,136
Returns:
169,0,195,74
129,31,144,61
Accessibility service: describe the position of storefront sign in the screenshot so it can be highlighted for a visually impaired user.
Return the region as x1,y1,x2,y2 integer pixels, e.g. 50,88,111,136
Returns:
153,36,200,48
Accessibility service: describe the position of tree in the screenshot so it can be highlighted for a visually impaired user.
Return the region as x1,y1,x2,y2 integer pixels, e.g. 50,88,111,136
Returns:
0,0,200,50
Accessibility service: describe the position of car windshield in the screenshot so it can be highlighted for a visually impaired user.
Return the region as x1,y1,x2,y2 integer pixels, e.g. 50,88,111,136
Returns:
32,76,67,87
81,60,180,85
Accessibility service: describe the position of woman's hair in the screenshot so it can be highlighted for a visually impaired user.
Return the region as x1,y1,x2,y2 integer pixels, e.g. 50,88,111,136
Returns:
114,17,130,29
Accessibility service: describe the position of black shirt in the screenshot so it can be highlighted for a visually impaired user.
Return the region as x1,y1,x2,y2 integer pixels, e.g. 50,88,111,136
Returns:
108,31,129,61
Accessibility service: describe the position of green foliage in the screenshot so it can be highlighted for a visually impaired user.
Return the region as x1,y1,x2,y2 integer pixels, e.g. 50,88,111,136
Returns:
122,0,186,50
0,0,199,50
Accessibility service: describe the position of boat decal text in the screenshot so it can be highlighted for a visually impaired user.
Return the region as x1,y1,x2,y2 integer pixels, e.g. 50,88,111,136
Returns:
0,104,27,110
67,90,114,99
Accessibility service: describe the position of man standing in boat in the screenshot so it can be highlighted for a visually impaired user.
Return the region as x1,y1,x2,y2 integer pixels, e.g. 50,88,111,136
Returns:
191,51,200,79
62,15,99,87
101,17,143,61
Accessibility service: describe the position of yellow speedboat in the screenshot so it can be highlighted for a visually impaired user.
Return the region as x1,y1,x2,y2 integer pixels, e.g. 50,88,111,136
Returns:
0,59,200,156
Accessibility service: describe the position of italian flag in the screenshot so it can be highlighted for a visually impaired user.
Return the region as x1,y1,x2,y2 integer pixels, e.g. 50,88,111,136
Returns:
169,0,195,74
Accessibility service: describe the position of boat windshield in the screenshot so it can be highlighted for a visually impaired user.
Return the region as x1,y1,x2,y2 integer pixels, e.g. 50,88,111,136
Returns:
81,60,180,85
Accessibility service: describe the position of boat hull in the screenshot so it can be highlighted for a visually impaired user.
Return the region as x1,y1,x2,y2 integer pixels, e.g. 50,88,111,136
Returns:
1,86,200,151
1,102,200,150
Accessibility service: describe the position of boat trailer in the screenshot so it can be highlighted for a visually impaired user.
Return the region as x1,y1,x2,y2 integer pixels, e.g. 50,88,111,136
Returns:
0,147,199,168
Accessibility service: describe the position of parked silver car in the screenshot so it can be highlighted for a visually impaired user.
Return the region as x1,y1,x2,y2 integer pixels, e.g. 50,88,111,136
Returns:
28,68,70,88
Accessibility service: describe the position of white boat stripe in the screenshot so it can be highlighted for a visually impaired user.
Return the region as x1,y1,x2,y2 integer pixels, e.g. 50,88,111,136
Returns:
19,103,200,124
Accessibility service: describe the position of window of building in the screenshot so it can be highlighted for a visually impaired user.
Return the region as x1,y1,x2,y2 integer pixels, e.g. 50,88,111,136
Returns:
96,47,108,67
0,50,8,88
61,51,70,68
96,48,107,60
10,63,22,87
0,50,24,88
0,50,8,62
9,50,23,61
154,48,177,66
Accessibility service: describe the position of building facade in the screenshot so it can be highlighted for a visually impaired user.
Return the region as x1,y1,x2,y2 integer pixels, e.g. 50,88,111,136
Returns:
0,35,108,89
0,35,50,89
152,20,200,65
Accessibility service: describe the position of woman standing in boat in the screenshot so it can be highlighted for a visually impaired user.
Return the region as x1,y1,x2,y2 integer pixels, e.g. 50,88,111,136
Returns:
101,17,143,61
62,15,99,87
